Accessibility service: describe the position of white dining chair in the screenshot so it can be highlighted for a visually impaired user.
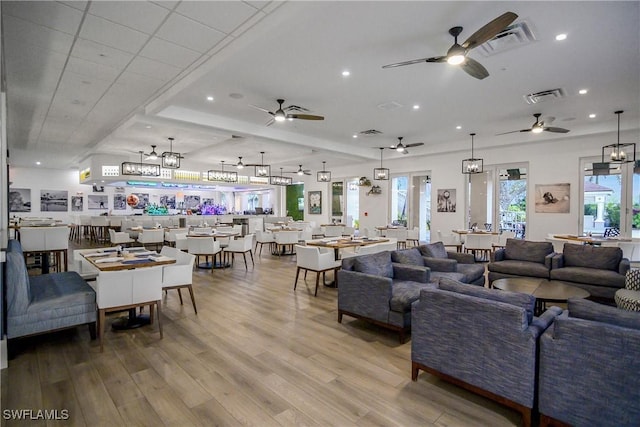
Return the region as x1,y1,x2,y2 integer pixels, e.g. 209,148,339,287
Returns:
406,227,420,247
44,226,70,272
464,233,494,261
294,245,341,296
160,246,197,313
437,230,463,252
136,229,165,251
254,230,275,256
109,228,134,247
164,228,189,246
174,233,188,251
273,231,300,255
223,234,255,270
386,228,408,249
95,266,163,352
323,225,344,237
187,236,222,270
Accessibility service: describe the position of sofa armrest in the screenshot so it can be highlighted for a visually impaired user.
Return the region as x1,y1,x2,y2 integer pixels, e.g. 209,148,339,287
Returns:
337,270,394,323
493,248,506,261
529,306,563,338
392,263,430,283
619,258,631,275
551,253,564,269
447,251,475,264
423,257,457,272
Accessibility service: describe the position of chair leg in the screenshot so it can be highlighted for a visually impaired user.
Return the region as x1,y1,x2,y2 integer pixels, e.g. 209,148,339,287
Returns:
249,250,254,266
242,253,248,270
99,309,106,352
187,285,197,314
294,266,301,290
156,300,163,339
315,272,320,296
177,288,184,305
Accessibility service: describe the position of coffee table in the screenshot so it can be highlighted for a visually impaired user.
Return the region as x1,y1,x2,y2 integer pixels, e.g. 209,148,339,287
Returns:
492,277,590,315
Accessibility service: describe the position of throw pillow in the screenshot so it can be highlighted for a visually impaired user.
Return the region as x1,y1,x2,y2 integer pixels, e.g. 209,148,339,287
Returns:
418,242,448,259
391,248,424,266
569,298,640,330
353,251,394,278
438,277,535,323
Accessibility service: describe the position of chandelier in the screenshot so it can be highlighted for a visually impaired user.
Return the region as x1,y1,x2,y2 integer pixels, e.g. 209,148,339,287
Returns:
121,151,161,176
461,133,483,174
602,110,635,164
254,151,271,177
317,161,331,182
162,137,181,169
373,147,389,180
207,161,238,183
270,167,292,186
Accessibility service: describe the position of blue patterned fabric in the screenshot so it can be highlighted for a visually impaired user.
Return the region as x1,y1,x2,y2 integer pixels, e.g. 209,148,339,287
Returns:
353,251,394,278
390,248,424,266
569,298,640,330
539,303,640,426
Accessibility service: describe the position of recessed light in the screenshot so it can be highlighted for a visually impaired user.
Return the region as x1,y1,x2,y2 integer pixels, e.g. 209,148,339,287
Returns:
206,96,214,101
352,134,358,138
555,33,567,41
342,70,350,77
456,125,462,130
578,89,588,95
589,113,596,118
413,105,420,110
145,125,152,129
36,161,41,165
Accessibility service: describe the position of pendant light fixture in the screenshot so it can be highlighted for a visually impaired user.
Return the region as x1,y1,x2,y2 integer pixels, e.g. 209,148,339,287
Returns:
270,167,292,186
207,160,238,183
317,161,331,182
602,110,635,164
122,151,161,176
461,133,483,174
255,151,271,177
373,147,389,180
162,137,181,169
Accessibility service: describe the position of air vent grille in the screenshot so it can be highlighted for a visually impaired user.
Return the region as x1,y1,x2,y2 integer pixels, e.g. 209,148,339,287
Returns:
377,101,403,111
477,21,536,57
523,88,566,105
359,129,383,136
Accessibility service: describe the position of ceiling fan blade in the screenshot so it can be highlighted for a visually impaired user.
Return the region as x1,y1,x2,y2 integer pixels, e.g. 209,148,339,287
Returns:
461,11,518,50
424,56,447,63
405,142,424,148
265,118,275,127
287,114,324,121
249,104,273,115
382,56,441,68
401,148,409,155
460,57,489,79
544,127,570,133
496,129,530,135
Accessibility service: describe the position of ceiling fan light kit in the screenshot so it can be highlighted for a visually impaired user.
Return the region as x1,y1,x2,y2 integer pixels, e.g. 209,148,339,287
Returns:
161,137,181,169
146,145,158,160
462,133,483,174
236,156,244,169
207,160,238,183
122,151,161,177
317,161,331,182
602,110,635,165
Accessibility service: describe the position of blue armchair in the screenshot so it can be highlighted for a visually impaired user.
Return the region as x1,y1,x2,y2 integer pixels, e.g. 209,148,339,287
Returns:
411,278,561,427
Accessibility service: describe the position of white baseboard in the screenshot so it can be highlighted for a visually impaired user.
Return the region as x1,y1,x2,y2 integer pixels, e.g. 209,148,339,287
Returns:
1,338,7,369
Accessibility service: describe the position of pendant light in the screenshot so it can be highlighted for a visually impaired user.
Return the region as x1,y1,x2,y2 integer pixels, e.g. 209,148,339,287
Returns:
162,137,181,169
255,151,271,177
461,133,483,174
373,148,389,180
317,161,331,182
207,160,238,182
602,110,635,164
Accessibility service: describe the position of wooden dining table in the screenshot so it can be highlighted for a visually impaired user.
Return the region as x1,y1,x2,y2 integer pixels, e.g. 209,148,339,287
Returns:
306,237,390,260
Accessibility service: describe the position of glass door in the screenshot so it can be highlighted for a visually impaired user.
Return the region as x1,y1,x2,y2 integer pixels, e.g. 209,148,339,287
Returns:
391,176,408,226
582,161,622,236
411,174,431,242
345,178,359,229
497,167,527,238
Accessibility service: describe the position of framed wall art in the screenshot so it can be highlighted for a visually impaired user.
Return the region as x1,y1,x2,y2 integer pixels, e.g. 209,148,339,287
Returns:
308,191,322,215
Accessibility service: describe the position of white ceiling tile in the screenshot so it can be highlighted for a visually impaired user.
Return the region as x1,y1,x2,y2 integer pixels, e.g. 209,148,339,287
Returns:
2,1,83,35
175,1,258,34
88,1,170,35
71,39,135,69
127,56,182,82
155,13,226,53
66,56,122,83
139,37,201,68
3,15,75,55
79,14,149,54
55,71,113,106
230,10,267,38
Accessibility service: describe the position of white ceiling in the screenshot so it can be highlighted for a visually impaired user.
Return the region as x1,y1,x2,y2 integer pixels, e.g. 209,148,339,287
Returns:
2,1,639,177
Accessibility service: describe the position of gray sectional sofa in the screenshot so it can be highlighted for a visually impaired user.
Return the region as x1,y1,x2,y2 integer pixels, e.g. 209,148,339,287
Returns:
337,251,433,342
539,298,640,426
6,239,97,347
411,242,485,286
411,278,562,427
488,238,555,283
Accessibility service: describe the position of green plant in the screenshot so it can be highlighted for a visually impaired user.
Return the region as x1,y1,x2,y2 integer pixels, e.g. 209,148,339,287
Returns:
584,204,597,216
353,219,360,229
604,202,620,228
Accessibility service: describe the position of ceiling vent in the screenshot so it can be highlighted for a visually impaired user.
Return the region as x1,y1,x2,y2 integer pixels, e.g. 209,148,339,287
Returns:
477,21,536,57
377,101,403,111
523,88,566,104
359,129,383,136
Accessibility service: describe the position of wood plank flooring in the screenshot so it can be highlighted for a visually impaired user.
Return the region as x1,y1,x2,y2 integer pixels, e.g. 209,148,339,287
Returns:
1,241,521,426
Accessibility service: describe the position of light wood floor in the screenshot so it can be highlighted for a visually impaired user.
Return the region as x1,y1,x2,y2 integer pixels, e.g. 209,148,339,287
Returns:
1,240,521,426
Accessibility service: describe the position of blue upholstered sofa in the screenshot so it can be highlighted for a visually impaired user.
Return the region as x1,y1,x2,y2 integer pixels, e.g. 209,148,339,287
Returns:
411,278,562,427
337,251,433,342
488,238,555,283
6,239,97,347
392,243,485,286
538,298,640,427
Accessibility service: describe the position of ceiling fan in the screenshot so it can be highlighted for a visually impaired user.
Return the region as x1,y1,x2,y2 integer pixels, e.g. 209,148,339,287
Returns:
497,113,571,135
283,165,312,176
382,11,518,80
144,145,159,160
250,99,324,126
388,137,424,155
